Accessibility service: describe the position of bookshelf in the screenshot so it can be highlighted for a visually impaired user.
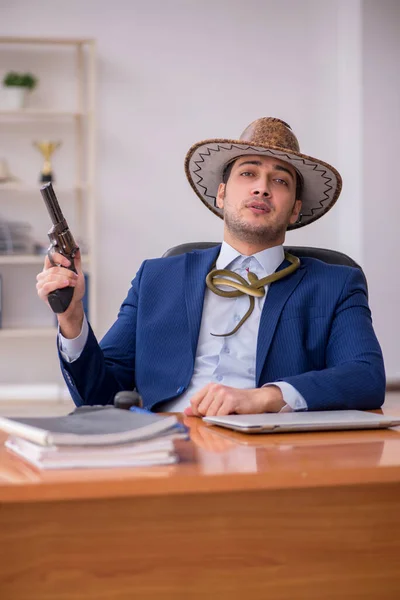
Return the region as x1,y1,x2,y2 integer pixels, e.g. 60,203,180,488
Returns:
0,327,57,339
0,36,96,400
0,254,91,266
0,109,86,118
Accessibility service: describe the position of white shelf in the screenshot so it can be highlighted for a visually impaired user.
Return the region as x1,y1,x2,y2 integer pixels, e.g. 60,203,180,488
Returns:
0,327,57,339
0,254,91,265
0,109,86,119
0,183,88,193
0,37,94,46
0,254,47,265
0,383,72,405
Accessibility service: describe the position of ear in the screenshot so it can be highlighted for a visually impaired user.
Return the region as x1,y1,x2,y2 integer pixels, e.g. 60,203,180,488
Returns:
216,183,225,209
289,199,302,225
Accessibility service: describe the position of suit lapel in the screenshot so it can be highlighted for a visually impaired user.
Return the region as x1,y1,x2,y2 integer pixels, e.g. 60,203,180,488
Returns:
256,261,307,383
184,245,221,358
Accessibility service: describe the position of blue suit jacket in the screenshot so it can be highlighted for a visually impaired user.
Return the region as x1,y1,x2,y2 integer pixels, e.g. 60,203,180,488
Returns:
60,245,385,411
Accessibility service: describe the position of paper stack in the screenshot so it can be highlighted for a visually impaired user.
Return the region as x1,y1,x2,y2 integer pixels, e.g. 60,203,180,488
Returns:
0,406,187,470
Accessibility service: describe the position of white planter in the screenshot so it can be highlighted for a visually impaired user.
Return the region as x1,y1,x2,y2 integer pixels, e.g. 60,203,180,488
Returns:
1,86,27,110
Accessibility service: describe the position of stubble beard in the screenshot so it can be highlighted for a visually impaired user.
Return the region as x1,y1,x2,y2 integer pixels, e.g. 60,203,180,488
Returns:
224,207,288,246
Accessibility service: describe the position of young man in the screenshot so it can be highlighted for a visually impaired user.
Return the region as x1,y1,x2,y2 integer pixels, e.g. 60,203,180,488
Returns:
36,117,385,415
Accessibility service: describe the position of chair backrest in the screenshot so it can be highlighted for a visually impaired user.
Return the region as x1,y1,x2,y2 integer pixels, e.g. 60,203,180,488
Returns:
162,242,367,290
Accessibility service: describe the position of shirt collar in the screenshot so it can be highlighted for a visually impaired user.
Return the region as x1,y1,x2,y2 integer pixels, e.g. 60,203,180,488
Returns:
216,241,285,276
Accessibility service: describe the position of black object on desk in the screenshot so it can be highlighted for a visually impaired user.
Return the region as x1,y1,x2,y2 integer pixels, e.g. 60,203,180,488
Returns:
114,391,143,410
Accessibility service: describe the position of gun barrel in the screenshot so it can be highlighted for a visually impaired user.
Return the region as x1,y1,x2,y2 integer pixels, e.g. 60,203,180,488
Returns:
40,182,64,225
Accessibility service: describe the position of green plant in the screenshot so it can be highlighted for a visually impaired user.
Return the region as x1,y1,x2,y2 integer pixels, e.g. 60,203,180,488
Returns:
3,71,38,90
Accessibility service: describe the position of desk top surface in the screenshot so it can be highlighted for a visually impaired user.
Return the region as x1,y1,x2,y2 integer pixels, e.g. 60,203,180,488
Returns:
1,398,400,504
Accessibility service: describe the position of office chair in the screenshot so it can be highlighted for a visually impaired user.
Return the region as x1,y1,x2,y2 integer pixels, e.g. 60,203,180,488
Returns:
162,242,367,291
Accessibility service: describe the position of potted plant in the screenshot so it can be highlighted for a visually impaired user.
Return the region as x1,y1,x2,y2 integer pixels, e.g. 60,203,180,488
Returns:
2,71,38,109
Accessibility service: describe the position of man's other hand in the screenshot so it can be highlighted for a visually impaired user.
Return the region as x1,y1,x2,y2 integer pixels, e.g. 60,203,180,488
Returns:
184,383,285,417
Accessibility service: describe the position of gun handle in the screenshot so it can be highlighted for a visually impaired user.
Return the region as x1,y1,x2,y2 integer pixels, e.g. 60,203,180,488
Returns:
46,249,77,314
48,286,75,314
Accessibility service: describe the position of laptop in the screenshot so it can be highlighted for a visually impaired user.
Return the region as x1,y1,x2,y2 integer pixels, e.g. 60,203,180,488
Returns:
202,410,400,434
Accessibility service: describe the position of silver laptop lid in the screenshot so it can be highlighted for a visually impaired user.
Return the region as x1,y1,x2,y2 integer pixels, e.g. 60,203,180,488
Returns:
203,410,400,434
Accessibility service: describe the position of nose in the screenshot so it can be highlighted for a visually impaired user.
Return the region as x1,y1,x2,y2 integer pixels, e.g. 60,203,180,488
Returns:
251,177,270,198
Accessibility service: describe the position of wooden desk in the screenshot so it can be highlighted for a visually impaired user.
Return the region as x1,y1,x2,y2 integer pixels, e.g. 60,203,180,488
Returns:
1,399,400,600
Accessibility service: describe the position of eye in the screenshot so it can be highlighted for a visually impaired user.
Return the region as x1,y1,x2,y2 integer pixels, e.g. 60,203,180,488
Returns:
240,171,254,177
274,178,288,186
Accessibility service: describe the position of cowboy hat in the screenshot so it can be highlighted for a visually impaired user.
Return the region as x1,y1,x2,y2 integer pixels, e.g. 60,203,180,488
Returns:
184,117,342,229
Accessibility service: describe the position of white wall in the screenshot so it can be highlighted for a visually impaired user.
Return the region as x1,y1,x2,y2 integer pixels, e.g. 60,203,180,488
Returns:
362,0,400,380
0,0,398,390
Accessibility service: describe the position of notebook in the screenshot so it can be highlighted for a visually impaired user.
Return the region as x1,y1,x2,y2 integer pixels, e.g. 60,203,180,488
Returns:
5,436,179,470
203,410,400,434
0,406,182,446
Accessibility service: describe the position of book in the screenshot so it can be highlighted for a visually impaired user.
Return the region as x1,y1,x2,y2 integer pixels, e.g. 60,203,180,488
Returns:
5,435,179,470
0,406,182,447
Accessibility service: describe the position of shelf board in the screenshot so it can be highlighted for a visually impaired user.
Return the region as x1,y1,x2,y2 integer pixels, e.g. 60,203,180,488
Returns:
0,327,57,339
0,254,91,265
0,37,95,46
0,109,86,119
0,254,47,265
0,183,88,193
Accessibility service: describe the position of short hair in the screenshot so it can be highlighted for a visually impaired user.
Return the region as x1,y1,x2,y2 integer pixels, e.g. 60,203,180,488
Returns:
222,158,303,201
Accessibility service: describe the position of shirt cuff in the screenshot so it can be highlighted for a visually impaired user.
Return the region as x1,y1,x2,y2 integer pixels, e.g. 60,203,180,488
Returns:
58,314,89,363
263,381,308,412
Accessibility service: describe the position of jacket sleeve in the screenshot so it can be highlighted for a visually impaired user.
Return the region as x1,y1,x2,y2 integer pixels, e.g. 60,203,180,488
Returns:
59,262,145,406
277,268,386,410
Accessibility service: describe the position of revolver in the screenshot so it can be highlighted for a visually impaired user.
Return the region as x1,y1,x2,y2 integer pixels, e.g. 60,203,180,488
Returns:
40,182,79,314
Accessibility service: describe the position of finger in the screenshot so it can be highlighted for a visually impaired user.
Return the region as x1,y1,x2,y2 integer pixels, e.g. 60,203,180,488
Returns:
37,274,76,291
37,266,78,283
183,406,194,416
216,401,233,416
215,391,239,415
37,272,77,293
204,396,224,417
36,268,79,287
197,384,230,416
189,401,204,418
197,389,220,416
45,250,71,270
37,279,73,301
189,384,212,416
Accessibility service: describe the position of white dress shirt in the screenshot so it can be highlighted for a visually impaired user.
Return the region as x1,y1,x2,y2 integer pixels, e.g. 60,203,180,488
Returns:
59,242,307,412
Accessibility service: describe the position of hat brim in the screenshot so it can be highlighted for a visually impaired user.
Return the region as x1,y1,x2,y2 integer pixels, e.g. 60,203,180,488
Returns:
184,139,342,229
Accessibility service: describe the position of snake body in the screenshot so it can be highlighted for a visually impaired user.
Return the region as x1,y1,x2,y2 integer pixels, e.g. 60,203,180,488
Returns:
205,252,300,337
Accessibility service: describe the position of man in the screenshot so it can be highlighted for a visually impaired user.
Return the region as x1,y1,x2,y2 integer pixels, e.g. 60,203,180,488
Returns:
36,117,385,415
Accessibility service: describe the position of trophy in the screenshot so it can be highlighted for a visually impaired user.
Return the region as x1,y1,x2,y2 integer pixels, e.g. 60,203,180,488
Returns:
33,141,61,183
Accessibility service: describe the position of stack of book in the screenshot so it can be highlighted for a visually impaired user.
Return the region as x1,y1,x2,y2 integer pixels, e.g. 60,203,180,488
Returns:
0,406,187,470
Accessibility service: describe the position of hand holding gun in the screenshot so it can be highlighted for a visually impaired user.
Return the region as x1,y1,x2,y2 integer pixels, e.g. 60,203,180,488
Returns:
40,182,79,314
